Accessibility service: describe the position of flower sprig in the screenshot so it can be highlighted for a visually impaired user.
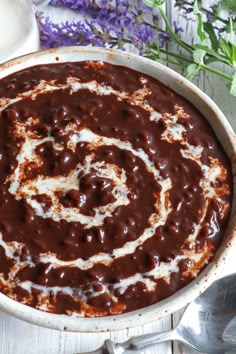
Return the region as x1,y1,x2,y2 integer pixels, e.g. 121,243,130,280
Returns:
37,0,158,54
145,0,236,95
37,0,236,95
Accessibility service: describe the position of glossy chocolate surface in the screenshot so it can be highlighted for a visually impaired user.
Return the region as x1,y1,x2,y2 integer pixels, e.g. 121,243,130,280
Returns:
0,61,232,316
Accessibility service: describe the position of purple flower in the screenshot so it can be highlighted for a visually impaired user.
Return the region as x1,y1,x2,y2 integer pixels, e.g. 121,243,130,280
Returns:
173,21,184,34
158,31,171,47
206,12,214,22
37,0,163,54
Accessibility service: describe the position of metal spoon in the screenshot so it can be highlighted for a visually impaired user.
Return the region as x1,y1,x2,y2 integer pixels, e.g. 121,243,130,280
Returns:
77,273,236,354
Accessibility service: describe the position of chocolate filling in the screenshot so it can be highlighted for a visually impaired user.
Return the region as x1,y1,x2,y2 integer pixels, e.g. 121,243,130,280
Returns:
0,60,232,316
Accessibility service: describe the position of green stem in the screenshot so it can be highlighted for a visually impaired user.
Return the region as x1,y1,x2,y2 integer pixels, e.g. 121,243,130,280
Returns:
148,46,233,82
146,54,188,68
143,20,194,52
200,63,233,81
159,5,193,54
202,9,228,25
158,48,193,63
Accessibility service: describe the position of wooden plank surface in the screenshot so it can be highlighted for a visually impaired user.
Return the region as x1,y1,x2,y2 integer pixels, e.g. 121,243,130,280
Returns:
0,2,235,354
0,311,173,354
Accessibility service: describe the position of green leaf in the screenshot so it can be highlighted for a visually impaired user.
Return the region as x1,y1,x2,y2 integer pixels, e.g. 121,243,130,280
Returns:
233,45,236,65
193,43,232,65
219,37,232,58
193,0,206,41
230,73,236,95
186,63,200,80
221,0,236,12
231,41,236,65
197,13,207,41
193,49,206,64
203,22,219,51
219,37,236,65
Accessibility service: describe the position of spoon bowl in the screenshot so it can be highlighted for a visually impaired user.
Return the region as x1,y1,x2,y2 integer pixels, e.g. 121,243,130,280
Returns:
80,273,236,354
175,273,236,353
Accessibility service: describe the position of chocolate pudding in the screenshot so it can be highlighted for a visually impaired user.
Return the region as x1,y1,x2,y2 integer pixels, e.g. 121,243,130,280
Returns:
0,61,232,317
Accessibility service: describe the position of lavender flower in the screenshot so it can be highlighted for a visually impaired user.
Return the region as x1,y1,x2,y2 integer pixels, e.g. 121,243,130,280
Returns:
173,21,184,34
206,12,214,22
37,0,159,54
158,31,171,47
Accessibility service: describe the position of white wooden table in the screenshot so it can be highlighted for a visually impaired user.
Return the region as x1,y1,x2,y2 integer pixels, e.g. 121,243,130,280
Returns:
0,2,236,353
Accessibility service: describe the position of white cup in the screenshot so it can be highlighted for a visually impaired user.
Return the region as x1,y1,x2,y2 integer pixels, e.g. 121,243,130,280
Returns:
0,0,40,63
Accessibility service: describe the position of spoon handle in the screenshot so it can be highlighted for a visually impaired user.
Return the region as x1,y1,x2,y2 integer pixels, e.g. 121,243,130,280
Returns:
104,329,178,353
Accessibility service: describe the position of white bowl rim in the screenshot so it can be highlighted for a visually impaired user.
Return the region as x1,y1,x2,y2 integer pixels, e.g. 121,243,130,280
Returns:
0,46,235,332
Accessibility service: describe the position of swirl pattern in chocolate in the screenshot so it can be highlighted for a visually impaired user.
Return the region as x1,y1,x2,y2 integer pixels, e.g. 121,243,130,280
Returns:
0,61,232,316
